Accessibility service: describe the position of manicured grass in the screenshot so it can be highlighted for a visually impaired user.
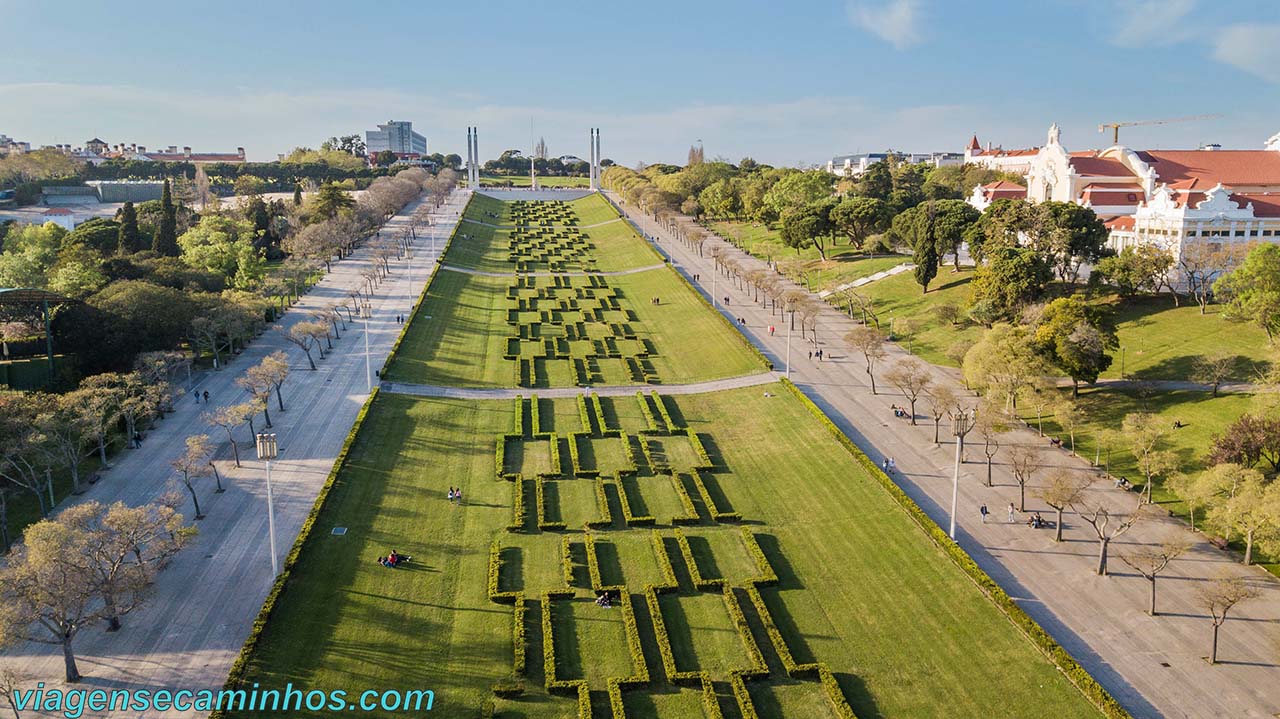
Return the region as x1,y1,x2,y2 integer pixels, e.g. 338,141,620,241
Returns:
709,219,908,294
481,174,592,188
448,216,661,274
232,388,1101,719
1103,294,1271,380
383,266,763,388
853,268,981,366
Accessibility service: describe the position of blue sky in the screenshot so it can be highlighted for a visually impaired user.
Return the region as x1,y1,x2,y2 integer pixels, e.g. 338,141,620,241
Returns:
0,0,1277,165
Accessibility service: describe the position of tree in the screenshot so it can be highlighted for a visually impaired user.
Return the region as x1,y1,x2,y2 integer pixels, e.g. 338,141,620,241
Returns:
1072,491,1146,576
69,373,125,469
969,246,1052,320
205,403,252,468
930,199,980,271
1006,444,1039,511
278,322,324,369
1207,414,1280,472
1029,201,1109,282
830,197,890,249
171,435,212,519
312,183,356,220
884,359,931,425
293,184,303,206
237,360,277,428
1124,413,1178,501
926,384,958,444
116,201,141,255
1036,470,1090,542
963,324,1046,411
1093,245,1174,299
151,179,179,256
1033,296,1117,396
779,202,834,260
911,205,939,294
975,403,1008,487
1190,353,1240,397
845,326,887,394
177,215,265,289
0,510,101,681
762,171,831,218
1119,536,1190,616
1215,243,1280,342
857,161,892,201
34,396,93,495
1198,575,1260,664
374,149,397,167
1181,241,1242,314
1207,472,1280,566
262,351,290,412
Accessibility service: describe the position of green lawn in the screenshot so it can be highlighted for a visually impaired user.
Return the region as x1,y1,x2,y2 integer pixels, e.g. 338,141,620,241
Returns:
481,174,592,188
708,219,908,295
232,388,1102,719
1104,294,1272,380
449,216,661,274
851,269,981,366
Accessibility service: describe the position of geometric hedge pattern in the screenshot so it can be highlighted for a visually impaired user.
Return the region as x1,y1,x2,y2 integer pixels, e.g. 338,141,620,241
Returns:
488,392,858,718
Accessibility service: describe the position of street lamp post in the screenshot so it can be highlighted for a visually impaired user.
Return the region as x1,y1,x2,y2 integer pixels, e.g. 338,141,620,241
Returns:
362,303,372,391
786,309,794,379
949,407,976,539
255,432,279,577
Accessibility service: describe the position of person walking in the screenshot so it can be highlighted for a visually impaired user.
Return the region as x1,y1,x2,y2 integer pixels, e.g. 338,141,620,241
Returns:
808,351,813,360
979,504,988,524
203,390,210,404
888,457,896,472
1007,502,1016,523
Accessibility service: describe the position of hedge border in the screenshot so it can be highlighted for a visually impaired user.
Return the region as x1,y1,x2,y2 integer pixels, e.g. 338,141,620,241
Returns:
213,387,382,717
779,378,1132,719
674,527,724,591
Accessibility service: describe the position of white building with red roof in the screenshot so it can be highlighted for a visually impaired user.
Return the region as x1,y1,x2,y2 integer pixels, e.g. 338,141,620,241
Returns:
964,134,1040,175
966,124,1280,268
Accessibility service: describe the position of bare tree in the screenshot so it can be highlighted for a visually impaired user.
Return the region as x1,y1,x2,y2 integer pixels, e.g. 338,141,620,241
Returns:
69,373,125,469
1036,469,1090,542
0,666,27,719
925,384,958,444
171,436,213,519
277,322,325,370
1120,536,1191,615
1073,490,1147,576
1190,353,1240,397
884,359,932,426
975,404,1008,487
1006,444,1040,511
237,361,277,428
845,326,887,394
1198,575,1260,664
262,351,291,412
204,403,252,468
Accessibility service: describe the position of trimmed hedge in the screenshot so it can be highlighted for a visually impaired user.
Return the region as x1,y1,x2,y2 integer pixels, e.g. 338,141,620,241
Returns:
670,473,701,525
637,391,662,434
616,591,650,686
495,437,506,479
779,379,1132,719
513,395,525,436
692,471,740,523
507,475,527,532
686,429,715,471
674,527,723,591
620,434,641,475
541,590,585,695
531,394,547,439
819,665,859,719
584,532,603,590
744,584,816,678
544,433,562,479
644,586,701,685
591,393,610,433
536,476,566,532
214,388,382,717
740,528,778,586
617,474,655,526
586,477,613,529
577,394,594,435
652,530,679,591
652,391,681,430
723,586,768,678
562,536,576,587
729,673,759,719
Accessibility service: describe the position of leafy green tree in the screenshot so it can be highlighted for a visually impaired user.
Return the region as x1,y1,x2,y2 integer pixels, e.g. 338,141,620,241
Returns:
374,149,397,167
311,183,355,220
857,161,892,201
177,216,265,288
1093,244,1174,297
763,170,831,218
889,163,927,213
1033,296,1117,395
1215,243,1280,342
61,218,120,256
116,202,141,255
830,197,890,249
0,222,65,288
1029,201,1108,282
969,245,1052,319
963,323,1046,410
910,206,939,293
47,245,108,299
151,179,179,256
698,178,741,218
931,199,980,270
779,202,834,260
293,184,303,206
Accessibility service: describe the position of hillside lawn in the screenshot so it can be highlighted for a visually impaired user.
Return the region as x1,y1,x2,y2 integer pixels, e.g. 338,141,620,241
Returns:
230,387,1101,719
481,174,592,188
448,217,662,274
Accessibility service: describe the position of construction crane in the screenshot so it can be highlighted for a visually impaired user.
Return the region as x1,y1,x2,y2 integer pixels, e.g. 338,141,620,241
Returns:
1098,114,1223,145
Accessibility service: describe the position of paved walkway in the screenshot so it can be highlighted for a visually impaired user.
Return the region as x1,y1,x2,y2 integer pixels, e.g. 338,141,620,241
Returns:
382,371,781,400
815,262,912,298
0,190,470,718
438,262,666,278
610,192,1280,719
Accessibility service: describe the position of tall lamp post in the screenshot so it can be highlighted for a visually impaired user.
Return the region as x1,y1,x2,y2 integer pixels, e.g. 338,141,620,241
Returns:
361,301,372,391
785,307,794,379
949,406,977,539
255,432,279,577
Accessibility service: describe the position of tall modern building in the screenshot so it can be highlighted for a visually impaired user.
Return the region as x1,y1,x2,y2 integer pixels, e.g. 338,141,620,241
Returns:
365,121,427,155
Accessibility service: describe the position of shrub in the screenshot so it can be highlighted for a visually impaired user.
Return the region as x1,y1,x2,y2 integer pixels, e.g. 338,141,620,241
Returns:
652,391,681,429
577,394,594,434
692,472,740,522
739,528,778,586
819,665,859,719
536,477,566,532
541,590,581,694
544,433,562,478
620,434,640,475
671,473,701,525
686,430,715,471
586,478,613,528
723,586,768,677
652,531,678,591
562,536,575,587
531,394,548,438
616,593,650,686
507,475,527,533
778,379,1132,719
495,438,506,479
674,527,723,590
513,395,525,436
744,584,816,677
591,393,610,433
729,674,759,719
644,587,701,685
615,472,655,526
584,532,603,590
636,391,662,434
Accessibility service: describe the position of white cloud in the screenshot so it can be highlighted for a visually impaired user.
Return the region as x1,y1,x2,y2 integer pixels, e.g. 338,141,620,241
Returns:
846,0,922,50
1110,0,1196,46
1211,23,1280,84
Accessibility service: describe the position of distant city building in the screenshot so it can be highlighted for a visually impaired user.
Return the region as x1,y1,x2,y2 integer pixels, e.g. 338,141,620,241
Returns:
826,150,963,177
0,134,31,156
964,135,1041,175
366,121,427,156
964,124,1280,279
